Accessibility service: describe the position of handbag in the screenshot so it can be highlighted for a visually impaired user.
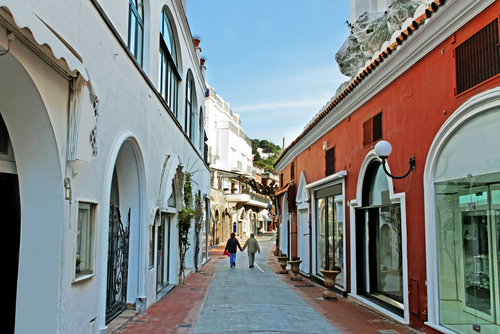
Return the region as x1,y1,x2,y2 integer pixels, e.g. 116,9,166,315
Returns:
223,250,230,257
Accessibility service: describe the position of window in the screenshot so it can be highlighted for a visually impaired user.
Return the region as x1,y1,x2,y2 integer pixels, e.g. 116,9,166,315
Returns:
280,173,284,187
159,8,180,116
325,147,335,176
199,107,204,150
363,112,382,147
185,76,195,141
128,0,144,66
456,19,500,95
74,202,96,280
316,185,344,288
290,161,295,182
149,225,155,269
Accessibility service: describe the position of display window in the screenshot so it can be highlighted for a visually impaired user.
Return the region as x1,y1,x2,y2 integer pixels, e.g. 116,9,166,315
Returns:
433,107,500,333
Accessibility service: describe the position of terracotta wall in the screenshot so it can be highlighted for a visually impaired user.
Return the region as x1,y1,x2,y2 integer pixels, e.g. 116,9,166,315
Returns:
277,2,500,332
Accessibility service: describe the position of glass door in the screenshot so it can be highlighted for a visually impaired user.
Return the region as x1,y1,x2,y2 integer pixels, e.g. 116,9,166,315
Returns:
156,214,170,292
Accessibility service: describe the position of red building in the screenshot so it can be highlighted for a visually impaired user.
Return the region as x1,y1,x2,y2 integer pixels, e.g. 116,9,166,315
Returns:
274,1,500,333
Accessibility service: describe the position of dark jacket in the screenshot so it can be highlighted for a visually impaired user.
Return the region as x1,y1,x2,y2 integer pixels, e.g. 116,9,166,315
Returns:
225,237,242,253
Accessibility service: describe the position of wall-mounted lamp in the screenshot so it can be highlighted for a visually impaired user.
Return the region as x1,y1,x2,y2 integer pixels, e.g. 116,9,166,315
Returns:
64,177,72,201
374,140,415,179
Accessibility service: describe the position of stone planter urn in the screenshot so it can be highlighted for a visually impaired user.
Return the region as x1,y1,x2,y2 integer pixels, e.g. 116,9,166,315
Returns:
277,256,289,274
320,270,340,299
288,260,303,281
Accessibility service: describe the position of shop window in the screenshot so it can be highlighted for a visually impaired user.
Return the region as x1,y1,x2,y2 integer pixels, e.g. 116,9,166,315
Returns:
325,147,335,176
315,184,344,288
356,160,403,316
363,112,383,147
128,0,144,66
74,202,96,280
433,107,500,332
159,7,180,117
455,19,500,95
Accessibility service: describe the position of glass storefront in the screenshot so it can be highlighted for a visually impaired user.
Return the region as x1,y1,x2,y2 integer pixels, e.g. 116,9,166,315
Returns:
434,107,500,333
356,160,404,316
316,184,344,288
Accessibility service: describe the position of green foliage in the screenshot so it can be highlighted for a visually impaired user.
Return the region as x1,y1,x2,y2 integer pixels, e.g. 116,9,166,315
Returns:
251,138,282,173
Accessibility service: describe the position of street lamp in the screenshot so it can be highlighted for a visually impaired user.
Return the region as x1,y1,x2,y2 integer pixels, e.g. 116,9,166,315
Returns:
374,140,416,179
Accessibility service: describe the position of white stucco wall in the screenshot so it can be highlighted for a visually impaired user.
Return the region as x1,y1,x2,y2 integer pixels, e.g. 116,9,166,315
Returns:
0,0,210,333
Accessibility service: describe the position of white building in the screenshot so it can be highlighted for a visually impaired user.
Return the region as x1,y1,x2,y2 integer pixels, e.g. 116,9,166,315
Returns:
0,0,210,333
205,85,271,242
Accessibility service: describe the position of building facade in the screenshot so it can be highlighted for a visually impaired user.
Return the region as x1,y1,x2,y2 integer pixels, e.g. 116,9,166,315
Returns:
274,1,500,333
205,85,272,244
1,0,211,333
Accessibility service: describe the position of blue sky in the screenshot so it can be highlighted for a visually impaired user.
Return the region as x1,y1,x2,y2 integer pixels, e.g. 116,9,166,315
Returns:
186,1,351,147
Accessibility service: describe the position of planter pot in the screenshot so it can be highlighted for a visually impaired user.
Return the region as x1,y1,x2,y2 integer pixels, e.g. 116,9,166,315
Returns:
277,257,289,274
193,38,200,47
320,270,340,299
288,260,303,281
200,58,206,66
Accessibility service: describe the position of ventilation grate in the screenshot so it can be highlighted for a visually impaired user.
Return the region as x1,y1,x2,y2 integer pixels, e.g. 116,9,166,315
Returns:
456,19,500,95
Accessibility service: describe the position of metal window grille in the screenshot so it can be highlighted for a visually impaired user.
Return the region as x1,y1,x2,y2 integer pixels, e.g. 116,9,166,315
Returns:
456,19,500,95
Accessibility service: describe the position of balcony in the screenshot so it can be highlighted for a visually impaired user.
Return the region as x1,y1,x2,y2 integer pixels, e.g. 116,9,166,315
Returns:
230,160,243,172
224,188,270,208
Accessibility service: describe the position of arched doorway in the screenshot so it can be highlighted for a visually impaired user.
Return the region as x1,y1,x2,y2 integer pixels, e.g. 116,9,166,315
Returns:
425,88,500,332
0,50,65,334
105,139,144,323
355,159,404,317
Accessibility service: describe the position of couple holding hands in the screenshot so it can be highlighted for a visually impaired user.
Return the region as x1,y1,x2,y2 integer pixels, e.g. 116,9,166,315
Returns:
224,232,260,268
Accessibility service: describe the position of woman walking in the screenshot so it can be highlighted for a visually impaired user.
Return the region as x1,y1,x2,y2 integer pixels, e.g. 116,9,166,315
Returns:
224,233,242,268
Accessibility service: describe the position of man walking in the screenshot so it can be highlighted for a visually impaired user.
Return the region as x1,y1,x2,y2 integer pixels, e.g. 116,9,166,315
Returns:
241,233,260,268
224,233,242,268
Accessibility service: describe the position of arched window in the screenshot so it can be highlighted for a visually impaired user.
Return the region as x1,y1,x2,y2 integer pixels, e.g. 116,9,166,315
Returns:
128,0,144,66
185,76,194,140
159,7,181,116
199,107,204,150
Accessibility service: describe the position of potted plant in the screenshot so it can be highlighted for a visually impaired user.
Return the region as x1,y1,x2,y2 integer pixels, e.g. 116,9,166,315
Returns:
192,35,201,47
276,253,289,274
320,265,341,299
200,55,207,66
288,257,303,281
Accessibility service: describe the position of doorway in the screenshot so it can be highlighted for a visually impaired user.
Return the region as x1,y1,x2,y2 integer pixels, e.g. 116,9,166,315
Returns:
157,213,171,292
3,173,20,333
435,177,500,332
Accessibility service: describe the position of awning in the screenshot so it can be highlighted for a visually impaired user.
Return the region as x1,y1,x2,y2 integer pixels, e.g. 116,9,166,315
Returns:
274,183,290,196
0,0,89,80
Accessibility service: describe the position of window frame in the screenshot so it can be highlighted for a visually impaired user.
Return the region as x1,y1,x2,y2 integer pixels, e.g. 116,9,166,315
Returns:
363,112,383,147
73,201,97,282
159,7,181,117
128,0,144,66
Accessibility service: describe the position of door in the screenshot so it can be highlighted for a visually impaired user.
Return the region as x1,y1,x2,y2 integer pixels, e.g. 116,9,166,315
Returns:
2,173,20,333
157,214,171,291
106,205,130,323
299,209,310,274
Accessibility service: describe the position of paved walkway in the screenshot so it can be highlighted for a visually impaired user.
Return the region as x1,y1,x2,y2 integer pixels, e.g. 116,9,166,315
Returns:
116,232,421,334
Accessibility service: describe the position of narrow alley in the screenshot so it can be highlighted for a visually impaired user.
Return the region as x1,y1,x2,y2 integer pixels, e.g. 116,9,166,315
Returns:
115,233,421,334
